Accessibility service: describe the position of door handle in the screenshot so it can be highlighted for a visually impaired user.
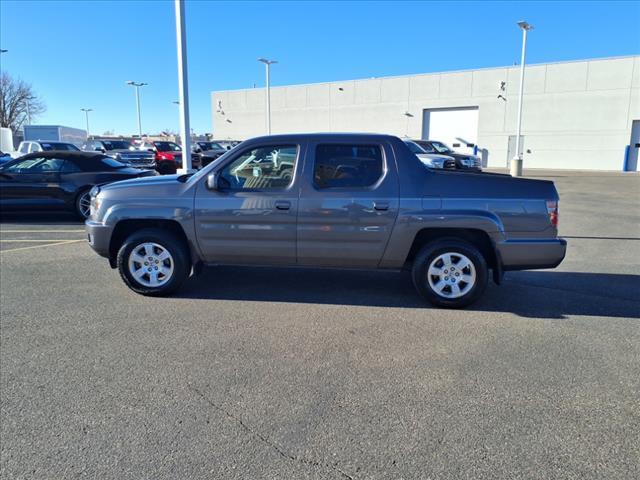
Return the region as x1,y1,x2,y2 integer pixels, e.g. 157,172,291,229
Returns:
275,200,291,210
373,201,389,211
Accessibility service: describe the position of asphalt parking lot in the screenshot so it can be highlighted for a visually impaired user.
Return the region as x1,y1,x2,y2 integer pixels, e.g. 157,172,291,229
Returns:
1,170,639,479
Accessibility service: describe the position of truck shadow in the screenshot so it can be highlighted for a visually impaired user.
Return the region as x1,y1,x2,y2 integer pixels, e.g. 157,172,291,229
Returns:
0,211,82,225
179,266,639,320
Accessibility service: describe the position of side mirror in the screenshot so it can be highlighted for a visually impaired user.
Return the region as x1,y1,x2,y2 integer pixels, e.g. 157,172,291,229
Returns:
206,172,218,191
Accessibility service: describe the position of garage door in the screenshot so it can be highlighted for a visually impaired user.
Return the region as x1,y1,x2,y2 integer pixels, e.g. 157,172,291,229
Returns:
422,107,479,155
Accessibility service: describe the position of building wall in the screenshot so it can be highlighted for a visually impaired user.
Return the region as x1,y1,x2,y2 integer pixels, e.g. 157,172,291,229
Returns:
212,56,640,170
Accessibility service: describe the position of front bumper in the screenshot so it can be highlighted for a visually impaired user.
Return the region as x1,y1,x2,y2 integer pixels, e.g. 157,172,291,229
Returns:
497,238,567,270
85,220,113,258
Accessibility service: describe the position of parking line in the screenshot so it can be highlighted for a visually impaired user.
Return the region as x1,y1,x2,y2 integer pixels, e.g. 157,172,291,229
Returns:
0,230,85,233
0,239,85,254
1,239,84,242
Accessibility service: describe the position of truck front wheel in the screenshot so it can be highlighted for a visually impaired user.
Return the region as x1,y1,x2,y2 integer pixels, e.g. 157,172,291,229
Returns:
117,228,190,296
412,239,488,308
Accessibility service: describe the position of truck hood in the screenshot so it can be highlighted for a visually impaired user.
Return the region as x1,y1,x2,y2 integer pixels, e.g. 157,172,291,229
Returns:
101,173,182,192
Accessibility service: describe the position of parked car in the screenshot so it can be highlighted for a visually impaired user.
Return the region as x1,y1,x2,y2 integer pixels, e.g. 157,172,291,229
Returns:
212,140,241,151
83,139,156,171
192,141,228,168
12,140,80,158
412,139,482,171
403,140,456,169
139,140,200,173
86,133,566,308
0,151,156,219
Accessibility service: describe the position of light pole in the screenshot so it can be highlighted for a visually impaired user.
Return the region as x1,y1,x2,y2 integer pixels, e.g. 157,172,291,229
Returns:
126,80,147,139
174,0,192,172
511,20,533,177
81,108,93,136
258,58,277,134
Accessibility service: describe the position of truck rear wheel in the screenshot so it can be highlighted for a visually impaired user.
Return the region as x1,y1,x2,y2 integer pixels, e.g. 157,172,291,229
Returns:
411,239,488,308
117,228,190,296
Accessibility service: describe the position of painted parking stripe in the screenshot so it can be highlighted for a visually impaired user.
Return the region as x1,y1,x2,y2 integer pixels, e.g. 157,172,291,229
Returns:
0,239,85,253
0,230,85,233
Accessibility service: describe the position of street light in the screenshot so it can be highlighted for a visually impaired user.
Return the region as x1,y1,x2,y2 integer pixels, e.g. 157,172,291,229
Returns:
258,58,277,134
0,49,7,53
81,108,93,136
511,20,534,177
125,80,148,139
174,0,192,172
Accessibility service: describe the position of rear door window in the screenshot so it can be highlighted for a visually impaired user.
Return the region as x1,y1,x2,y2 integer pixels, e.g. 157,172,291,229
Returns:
314,144,384,189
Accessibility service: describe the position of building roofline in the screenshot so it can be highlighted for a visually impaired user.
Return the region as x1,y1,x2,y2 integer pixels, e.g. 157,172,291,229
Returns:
212,54,639,95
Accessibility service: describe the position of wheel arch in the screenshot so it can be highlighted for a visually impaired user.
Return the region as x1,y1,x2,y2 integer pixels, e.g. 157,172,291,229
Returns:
405,228,498,271
108,219,191,268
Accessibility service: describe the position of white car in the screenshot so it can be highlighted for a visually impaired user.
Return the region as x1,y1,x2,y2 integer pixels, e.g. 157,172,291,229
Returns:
403,140,455,169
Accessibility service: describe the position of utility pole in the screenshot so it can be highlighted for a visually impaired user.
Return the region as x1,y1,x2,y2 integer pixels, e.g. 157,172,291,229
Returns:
258,58,277,134
511,21,534,177
81,108,93,136
126,81,147,139
175,0,192,172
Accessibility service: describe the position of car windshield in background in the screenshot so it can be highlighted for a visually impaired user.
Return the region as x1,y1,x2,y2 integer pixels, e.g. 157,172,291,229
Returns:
430,141,454,154
101,157,128,169
103,141,132,151
41,143,80,151
155,142,181,152
404,141,427,154
199,142,223,150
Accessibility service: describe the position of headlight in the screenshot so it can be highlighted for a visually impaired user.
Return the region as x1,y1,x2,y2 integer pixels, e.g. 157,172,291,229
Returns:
422,157,445,168
90,187,102,216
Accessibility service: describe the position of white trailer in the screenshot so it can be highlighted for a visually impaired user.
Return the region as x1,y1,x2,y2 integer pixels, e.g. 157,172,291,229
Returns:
23,125,87,147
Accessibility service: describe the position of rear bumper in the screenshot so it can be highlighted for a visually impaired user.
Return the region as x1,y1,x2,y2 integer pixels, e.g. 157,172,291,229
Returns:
497,238,567,270
85,220,113,258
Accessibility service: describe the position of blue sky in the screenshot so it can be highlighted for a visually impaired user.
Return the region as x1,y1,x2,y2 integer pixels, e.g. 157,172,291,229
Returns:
1,1,638,136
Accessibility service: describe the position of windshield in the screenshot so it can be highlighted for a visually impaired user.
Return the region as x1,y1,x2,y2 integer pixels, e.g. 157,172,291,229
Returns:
198,142,223,151
155,142,181,152
41,142,80,151
430,141,453,154
404,140,426,154
103,140,132,151
101,157,128,169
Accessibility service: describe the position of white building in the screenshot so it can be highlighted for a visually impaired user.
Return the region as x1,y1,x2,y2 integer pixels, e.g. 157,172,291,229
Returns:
212,55,640,171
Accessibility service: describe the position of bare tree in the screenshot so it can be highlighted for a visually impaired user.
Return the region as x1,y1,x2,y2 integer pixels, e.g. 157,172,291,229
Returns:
0,71,46,131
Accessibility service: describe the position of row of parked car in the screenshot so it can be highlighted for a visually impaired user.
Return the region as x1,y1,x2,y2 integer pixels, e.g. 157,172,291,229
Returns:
0,135,481,221
2,138,240,173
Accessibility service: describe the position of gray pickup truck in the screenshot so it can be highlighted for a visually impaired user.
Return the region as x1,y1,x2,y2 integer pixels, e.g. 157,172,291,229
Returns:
86,133,566,308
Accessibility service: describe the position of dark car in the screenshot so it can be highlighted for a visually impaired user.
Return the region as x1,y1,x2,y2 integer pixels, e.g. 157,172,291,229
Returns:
412,139,482,171
0,151,156,219
84,139,156,170
192,141,227,168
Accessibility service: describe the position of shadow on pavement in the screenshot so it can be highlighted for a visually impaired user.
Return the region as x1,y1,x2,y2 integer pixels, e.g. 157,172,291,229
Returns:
0,211,82,225
178,266,640,320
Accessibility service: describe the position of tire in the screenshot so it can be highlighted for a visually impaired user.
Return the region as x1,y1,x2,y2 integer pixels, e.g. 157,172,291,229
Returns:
157,162,176,175
411,238,488,308
117,228,190,296
75,188,92,220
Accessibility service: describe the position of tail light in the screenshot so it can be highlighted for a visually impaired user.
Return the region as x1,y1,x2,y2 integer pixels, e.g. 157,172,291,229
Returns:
547,200,559,227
